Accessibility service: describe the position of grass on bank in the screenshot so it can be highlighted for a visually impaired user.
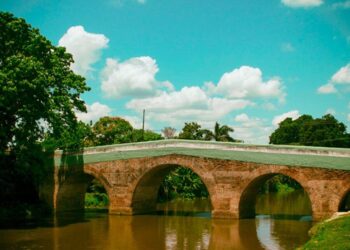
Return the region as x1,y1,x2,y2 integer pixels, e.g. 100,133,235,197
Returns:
299,215,350,250
85,193,109,208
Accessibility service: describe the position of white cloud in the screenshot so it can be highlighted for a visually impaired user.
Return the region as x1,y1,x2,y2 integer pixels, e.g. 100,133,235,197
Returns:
137,0,146,4
333,1,350,9
59,26,109,76
281,43,295,52
122,115,151,130
234,113,250,123
331,64,350,84
233,114,273,144
272,110,300,126
209,66,285,102
281,0,323,8
76,102,111,123
101,57,173,98
126,86,253,125
317,83,337,94
317,64,350,94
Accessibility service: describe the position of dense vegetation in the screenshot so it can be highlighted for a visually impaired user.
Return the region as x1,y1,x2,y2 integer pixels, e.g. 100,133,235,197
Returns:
178,122,241,142
158,167,209,202
270,114,350,148
0,12,89,213
85,179,109,208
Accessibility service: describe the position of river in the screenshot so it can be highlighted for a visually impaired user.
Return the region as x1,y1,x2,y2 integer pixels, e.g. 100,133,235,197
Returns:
0,191,313,250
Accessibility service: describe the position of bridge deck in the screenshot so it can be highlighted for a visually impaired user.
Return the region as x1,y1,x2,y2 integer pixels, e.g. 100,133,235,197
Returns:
54,140,350,170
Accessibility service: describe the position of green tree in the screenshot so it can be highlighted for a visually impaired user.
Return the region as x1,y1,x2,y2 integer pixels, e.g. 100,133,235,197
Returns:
42,121,94,150
0,12,90,210
158,167,209,201
270,114,350,148
92,116,133,145
0,12,89,154
128,129,163,142
210,122,235,142
178,122,207,140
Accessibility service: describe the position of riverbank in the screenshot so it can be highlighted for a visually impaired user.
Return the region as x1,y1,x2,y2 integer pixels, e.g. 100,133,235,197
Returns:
299,212,350,250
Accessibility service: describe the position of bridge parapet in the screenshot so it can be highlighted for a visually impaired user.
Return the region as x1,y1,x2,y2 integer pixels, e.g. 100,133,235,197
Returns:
55,139,350,157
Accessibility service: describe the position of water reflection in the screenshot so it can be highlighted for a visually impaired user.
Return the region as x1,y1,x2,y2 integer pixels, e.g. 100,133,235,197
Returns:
0,191,313,250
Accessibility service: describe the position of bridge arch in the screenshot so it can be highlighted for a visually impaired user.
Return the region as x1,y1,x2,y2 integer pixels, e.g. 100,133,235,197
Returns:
338,186,350,212
55,169,112,212
238,170,312,219
130,161,215,214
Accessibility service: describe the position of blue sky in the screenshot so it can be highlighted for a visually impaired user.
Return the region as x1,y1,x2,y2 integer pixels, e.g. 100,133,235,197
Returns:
2,0,350,143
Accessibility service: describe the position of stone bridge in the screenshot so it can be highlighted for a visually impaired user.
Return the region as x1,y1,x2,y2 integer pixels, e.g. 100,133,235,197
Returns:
39,140,350,220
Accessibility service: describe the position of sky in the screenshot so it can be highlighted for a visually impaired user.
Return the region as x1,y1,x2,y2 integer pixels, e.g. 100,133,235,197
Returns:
1,0,350,144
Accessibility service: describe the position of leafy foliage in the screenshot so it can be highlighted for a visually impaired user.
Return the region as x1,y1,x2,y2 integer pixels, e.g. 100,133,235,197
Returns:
178,122,207,140
128,129,163,142
178,121,238,142
260,175,302,193
158,167,209,202
270,114,350,148
207,122,235,142
91,116,133,145
0,12,89,154
85,179,109,208
0,12,89,207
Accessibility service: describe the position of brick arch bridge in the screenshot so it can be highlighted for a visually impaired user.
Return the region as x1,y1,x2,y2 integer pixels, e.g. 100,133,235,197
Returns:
39,140,350,220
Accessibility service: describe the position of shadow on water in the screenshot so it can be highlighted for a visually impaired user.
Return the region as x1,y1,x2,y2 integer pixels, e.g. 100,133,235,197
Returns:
0,209,108,229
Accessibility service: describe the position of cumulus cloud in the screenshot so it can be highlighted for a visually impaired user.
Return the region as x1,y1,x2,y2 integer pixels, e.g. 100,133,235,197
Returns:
317,83,337,94
121,115,151,129
101,57,173,98
207,66,285,102
281,0,323,8
331,64,350,84
318,64,350,94
59,26,109,76
76,102,111,123
272,110,300,126
126,86,253,125
233,113,273,144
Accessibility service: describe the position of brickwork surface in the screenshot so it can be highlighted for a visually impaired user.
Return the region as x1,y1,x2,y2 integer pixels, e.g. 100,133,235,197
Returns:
42,153,350,221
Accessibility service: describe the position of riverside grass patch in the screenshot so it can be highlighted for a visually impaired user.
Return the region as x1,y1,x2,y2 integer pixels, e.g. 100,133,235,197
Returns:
300,215,350,250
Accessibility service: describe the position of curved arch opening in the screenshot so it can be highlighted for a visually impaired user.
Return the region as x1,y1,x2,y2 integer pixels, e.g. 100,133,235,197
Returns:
56,173,109,212
339,189,350,212
239,174,312,220
132,165,211,216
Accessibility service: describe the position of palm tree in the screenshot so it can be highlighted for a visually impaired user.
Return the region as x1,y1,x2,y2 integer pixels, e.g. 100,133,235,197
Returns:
211,122,235,142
